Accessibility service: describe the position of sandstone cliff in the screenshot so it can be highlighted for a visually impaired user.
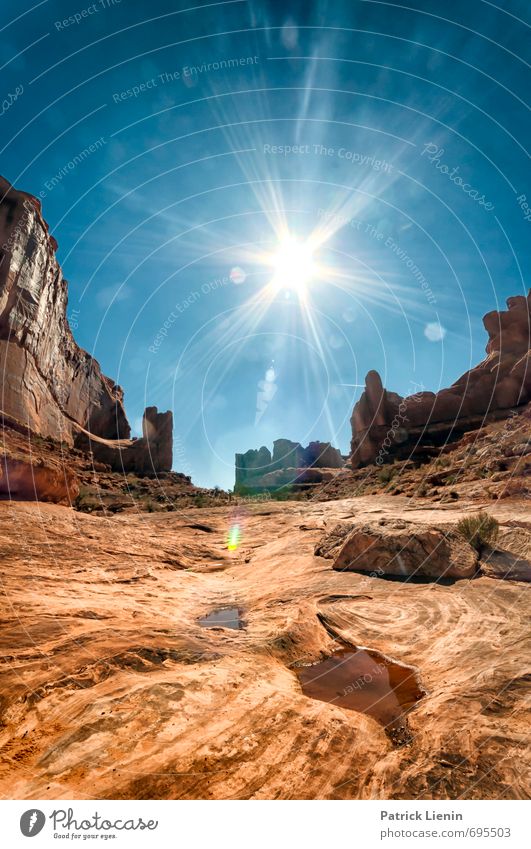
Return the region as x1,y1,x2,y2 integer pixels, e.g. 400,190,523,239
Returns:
0,176,172,486
350,292,531,468
0,176,131,441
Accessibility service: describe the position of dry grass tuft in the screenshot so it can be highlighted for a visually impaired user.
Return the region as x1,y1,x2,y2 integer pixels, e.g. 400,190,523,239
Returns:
457,511,499,553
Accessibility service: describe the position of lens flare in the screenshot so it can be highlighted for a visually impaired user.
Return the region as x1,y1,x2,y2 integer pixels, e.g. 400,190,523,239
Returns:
230,266,246,285
227,524,241,551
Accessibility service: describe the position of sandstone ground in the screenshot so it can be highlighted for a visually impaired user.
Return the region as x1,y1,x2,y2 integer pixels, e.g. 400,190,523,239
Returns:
0,495,529,800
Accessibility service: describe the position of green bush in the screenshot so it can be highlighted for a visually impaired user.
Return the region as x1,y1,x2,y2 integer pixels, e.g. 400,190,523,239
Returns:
456,511,499,552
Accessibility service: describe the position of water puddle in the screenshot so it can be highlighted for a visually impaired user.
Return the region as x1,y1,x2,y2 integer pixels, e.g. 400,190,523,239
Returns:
296,647,424,744
198,607,245,630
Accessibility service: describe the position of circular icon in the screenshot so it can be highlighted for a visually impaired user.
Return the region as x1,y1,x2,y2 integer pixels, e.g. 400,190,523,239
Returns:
229,266,246,285
20,810,46,837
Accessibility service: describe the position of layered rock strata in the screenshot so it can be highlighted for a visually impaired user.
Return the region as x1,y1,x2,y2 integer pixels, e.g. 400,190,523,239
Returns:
0,176,172,484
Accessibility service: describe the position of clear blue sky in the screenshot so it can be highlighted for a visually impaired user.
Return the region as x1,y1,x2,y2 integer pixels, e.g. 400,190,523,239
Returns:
1,0,529,488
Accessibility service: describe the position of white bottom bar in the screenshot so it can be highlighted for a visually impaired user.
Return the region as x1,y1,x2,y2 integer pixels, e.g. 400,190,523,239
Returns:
2,799,528,848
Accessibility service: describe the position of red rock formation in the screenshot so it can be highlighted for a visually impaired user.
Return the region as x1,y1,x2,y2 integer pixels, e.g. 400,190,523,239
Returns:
302,441,344,468
316,519,479,579
0,413,79,504
0,176,173,483
0,175,130,441
0,454,79,504
74,407,173,475
235,439,344,490
350,292,531,468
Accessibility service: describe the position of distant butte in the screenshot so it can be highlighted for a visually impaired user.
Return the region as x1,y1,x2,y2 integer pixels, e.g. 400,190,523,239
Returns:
235,438,345,492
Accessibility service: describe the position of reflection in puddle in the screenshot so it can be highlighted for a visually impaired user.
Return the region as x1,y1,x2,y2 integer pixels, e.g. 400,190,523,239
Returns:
296,648,423,742
198,607,244,630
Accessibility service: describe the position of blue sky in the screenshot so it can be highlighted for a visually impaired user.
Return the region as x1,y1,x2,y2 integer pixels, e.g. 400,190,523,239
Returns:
1,0,530,488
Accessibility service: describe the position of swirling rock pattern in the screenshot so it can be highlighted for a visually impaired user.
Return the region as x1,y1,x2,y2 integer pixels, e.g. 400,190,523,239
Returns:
0,494,529,800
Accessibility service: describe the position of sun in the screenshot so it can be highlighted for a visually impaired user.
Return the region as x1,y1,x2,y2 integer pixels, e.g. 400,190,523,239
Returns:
270,236,317,295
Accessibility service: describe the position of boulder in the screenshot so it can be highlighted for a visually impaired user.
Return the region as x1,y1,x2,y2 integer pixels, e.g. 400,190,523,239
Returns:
479,526,531,582
0,456,79,504
0,417,80,504
314,522,357,559
316,521,478,579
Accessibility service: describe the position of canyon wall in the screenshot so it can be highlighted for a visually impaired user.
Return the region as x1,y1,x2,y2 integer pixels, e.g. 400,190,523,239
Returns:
0,176,131,441
0,176,172,478
350,292,531,468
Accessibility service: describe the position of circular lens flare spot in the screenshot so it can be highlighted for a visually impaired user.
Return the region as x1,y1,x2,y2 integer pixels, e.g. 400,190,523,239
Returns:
230,266,246,285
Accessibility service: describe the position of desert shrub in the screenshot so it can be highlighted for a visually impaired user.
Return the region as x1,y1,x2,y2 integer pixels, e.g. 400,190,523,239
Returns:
377,466,394,484
456,511,499,552
73,486,101,513
233,484,253,496
269,487,300,501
